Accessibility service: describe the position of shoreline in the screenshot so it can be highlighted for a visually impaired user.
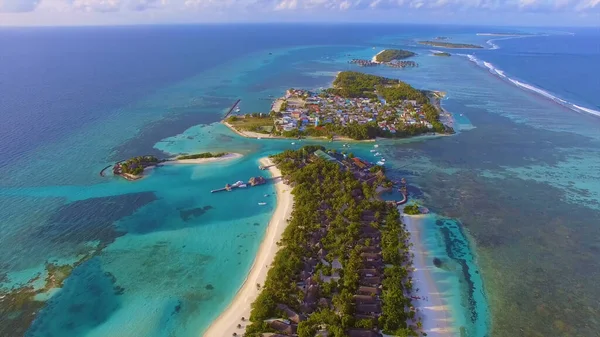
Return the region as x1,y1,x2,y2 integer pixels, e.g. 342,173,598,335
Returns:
203,157,294,337
371,49,384,63
163,152,243,165
114,153,243,181
402,213,456,337
222,121,375,143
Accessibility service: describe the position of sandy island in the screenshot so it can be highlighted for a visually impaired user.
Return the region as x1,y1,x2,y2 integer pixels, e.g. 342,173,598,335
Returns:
371,50,384,63
203,157,294,337
403,213,456,337
163,152,243,165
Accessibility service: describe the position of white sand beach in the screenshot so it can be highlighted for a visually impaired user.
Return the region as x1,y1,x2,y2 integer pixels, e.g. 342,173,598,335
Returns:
371,50,385,63
203,157,294,337
403,213,456,337
164,152,243,165
223,122,283,139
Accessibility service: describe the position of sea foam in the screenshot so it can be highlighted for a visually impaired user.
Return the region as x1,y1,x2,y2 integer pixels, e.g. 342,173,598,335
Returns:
463,54,600,118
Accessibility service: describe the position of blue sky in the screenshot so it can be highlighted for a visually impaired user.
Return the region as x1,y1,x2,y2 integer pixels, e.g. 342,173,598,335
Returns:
0,0,599,26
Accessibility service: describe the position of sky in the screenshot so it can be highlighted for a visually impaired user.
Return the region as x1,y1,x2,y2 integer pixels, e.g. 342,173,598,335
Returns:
0,0,599,26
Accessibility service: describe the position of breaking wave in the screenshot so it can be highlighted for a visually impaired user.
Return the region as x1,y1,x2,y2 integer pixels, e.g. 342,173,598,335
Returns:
462,54,600,118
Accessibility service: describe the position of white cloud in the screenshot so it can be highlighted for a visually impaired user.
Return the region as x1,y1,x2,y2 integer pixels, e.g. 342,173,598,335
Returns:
1,0,599,17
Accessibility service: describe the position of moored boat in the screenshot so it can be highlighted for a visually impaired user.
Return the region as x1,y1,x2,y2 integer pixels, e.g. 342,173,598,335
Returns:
258,202,267,206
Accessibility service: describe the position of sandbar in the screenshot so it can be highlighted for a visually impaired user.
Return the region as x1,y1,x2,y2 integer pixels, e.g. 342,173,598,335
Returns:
163,152,243,165
203,157,294,337
403,213,456,337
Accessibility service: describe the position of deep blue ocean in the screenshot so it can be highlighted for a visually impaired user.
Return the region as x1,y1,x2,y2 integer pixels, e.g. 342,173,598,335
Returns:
0,24,599,337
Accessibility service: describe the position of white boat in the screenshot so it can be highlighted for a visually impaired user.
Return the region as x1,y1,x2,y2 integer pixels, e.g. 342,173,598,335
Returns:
258,202,267,206
374,144,379,148
460,113,463,116
264,194,269,197
238,184,247,188
370,150,376,152
381,158,386,162
291,142,295,145
235,107,241,113
376,161,385,166
257,137,261,140
232,180,244,187
374,152,381,156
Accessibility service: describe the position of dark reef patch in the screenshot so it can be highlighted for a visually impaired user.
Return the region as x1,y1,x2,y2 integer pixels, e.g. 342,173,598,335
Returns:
37,192,157,247
179,205,213,221
433,257,443,268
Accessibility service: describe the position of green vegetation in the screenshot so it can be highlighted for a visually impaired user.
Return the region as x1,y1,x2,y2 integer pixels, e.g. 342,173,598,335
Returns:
418,41,483,49
375,49,416,62
328,71,397,99
227,113,274,134
433,52,451,57
244,146,416,337
403,203,421,215
119,156,159,176
177,152,226,160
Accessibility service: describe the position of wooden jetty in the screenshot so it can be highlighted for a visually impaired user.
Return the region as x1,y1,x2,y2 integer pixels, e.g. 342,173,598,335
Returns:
211,176,267,193
99,165,112,177
223,99,241,120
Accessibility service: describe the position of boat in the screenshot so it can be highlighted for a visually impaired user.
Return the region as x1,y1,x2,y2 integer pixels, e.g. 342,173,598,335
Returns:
257,137,261,140
460,113,463,116
231,180,246,188
370,150,376,152
381,158,386,162
235,107,241,113
291,142,295,145
374,144,379,148
374,152,381,156
238,184,247,188
258,202,267,206
376,161,385,166
264,194,269,197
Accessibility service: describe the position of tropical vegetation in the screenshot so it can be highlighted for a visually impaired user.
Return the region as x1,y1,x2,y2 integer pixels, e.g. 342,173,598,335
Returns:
244,146,419,337
375,49,416,62
177,152,226,160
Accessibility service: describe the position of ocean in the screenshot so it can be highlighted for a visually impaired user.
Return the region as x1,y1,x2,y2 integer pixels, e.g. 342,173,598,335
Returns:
0,24,599,337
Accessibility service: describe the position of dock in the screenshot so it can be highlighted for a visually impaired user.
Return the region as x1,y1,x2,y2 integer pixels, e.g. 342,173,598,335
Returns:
223,99,241,120
99,164,112,177
211,176,267,193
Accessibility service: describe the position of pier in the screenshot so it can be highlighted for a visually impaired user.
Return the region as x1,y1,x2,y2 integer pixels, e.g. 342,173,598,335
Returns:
211,176,267,193
348,59,379,67
99,165,112,177
223,99,241,120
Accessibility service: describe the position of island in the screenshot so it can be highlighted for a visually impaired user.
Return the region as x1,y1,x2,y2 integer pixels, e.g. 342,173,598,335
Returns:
433,52,451,57
374,49,416,62
476,32,533,36
205,146,437,337
348,49,418,69
108,152,242,180
224,71,454,141
418,41,483,49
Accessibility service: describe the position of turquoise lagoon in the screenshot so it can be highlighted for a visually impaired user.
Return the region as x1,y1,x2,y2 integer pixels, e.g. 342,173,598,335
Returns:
1,25,599,337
